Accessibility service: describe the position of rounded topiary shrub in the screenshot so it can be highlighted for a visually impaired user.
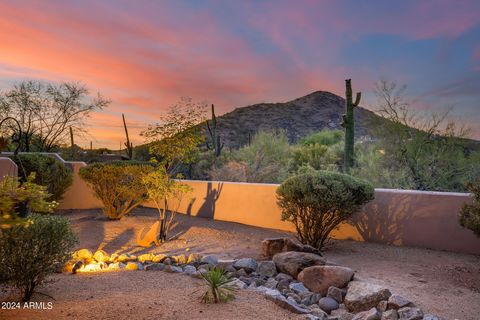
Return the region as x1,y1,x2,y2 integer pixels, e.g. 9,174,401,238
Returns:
0,214,78,301
277,170,375,250
11,154,73,202
459,180,480,237
79,161,156,220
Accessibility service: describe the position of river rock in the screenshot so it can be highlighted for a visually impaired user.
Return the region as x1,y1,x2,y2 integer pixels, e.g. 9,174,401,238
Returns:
152,254,167,263
233,258,258,273
265,292,311,314
144,263,165,271
257,260,277,277
422,315,438,320
397,307,423,320
381,310,399,320
290,282,310,294
183,265,196,274
388,294,411,310
201,255,218,266
273,252,326,278
264,277,279,289
230,279,248,289
262,238,322,258
352,307,381,320
298,266,354,295
93,250,110,263
318,297,339,313
344,281,391,313
327,286,345,303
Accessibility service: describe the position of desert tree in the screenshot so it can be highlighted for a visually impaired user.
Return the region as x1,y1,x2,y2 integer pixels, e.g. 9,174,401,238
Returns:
0,81,109,151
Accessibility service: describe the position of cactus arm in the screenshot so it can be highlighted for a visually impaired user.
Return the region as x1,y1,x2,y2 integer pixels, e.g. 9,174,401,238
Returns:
353,92,361,107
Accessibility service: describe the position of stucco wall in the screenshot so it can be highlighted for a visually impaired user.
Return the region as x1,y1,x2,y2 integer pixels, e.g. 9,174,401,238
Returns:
2,156,478,255
0,157,18,181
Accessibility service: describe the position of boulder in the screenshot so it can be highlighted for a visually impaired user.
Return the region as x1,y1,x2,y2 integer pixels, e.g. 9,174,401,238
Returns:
352,307,381,320
144,263,165,271
233,258,258,273
107,262,121,270
125,262,138,271
397,307,423,320
230,279,248,289
257,261,278,277
73,249,93,263
201,255,218,266
262,238,321,259
152,254,167,263
298,266,354,295
273,252,326,278
318,297,339,314
138,253,154,263
381,310,399,320
265,292,311,314
327,286,345,303
187,253,202,264
93,250,109,263
289,282,310,295
117,254,129,263
387,294,411,310
344,281,391,313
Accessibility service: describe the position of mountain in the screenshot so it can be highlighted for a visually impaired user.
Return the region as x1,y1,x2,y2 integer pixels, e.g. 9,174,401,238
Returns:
212,91,382,149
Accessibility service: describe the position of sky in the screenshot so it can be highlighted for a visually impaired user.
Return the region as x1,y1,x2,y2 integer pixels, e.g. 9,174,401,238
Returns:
1,0,479,149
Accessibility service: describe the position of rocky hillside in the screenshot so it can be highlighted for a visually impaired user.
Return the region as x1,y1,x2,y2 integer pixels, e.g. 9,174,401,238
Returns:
212,91,382,149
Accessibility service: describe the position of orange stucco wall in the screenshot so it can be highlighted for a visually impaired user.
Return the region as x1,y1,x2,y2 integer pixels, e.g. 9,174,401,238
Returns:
2,155,479,255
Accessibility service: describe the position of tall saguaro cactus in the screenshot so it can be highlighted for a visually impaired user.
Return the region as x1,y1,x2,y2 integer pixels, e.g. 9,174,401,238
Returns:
341,79,361,172
69,126,76,159
122,113,133,159
206,104,224,157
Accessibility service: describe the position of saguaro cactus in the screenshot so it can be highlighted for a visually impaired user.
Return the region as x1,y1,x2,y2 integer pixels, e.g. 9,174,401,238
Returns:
206,104,223,157
122,113,133,159
341,79,361,172
69,126,76,158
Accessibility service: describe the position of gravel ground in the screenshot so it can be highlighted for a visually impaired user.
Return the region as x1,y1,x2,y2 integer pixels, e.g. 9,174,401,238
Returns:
1,207,479,320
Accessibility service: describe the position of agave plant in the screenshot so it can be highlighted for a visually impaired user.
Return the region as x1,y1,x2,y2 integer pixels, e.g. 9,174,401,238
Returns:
200,266,236,303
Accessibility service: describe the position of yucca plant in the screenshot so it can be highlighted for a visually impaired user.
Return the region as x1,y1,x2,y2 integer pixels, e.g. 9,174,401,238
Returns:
200,266,236,303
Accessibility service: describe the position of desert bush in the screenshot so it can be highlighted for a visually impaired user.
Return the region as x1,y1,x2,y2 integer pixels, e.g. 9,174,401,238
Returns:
0,174,57,227
459,180,480,237
0,214,78,301
11,154,73,202
299,129,343,146
200,266,236,303
277,170,374,250
79,161,156,219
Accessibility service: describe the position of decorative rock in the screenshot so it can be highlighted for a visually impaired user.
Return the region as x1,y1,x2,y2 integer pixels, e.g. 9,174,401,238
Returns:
421,315,438,320
152,254,167,263
262,238,322,259
118,262,126,269
107,262,121,270
233,258,258,273
236,268,249,278
381,310,399,320
183,265,196,274
277,279,291,291
327,286,344,303
186,253,201,264
172,254,187,264
264,277,279,289
163,257,172,265
388,294,412,310
352,307,381,320
318,297,339,314
310,293,322,304
273,252,326,278
287,292,302,303
265,292,311,314
377,300,388,312
230,279,248,289
93,250,110,263
144,263,165,271
290,282,310,295
73,249,93,263
117,254,129,263
257,261,278,277
397,307,423,320
125,262,138,271
201,255,218,266
109,253,119,263
191,271,203,279
298,266,354,295
164,265,182,273
138,253,154,263
330,304,354,320
276,272,294,282
344,281,392,313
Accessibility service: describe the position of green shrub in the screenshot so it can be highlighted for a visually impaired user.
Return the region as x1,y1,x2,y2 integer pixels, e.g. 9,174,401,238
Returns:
200,266,236,303
277,170,375,250
79,161,156,219
459,180,480,237
0,214,78,301
299,129,344,146
11,154,73,202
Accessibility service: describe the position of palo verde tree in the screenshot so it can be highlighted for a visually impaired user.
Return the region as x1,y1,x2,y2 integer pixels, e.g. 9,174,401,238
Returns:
341,79,361,173
141,97,206,242
0,81,109,152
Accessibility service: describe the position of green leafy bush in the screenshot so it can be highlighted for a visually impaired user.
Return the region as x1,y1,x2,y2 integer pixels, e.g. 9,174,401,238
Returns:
459,180,480,237
0,214,78,301
200,266,236,303
11,154,73,201
277,170,374,250
79,161,156,219
0,175,57,228
299,129,343,146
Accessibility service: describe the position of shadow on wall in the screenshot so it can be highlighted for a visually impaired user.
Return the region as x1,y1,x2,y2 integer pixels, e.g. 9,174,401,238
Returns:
349,193,414,245
195,182,224,219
